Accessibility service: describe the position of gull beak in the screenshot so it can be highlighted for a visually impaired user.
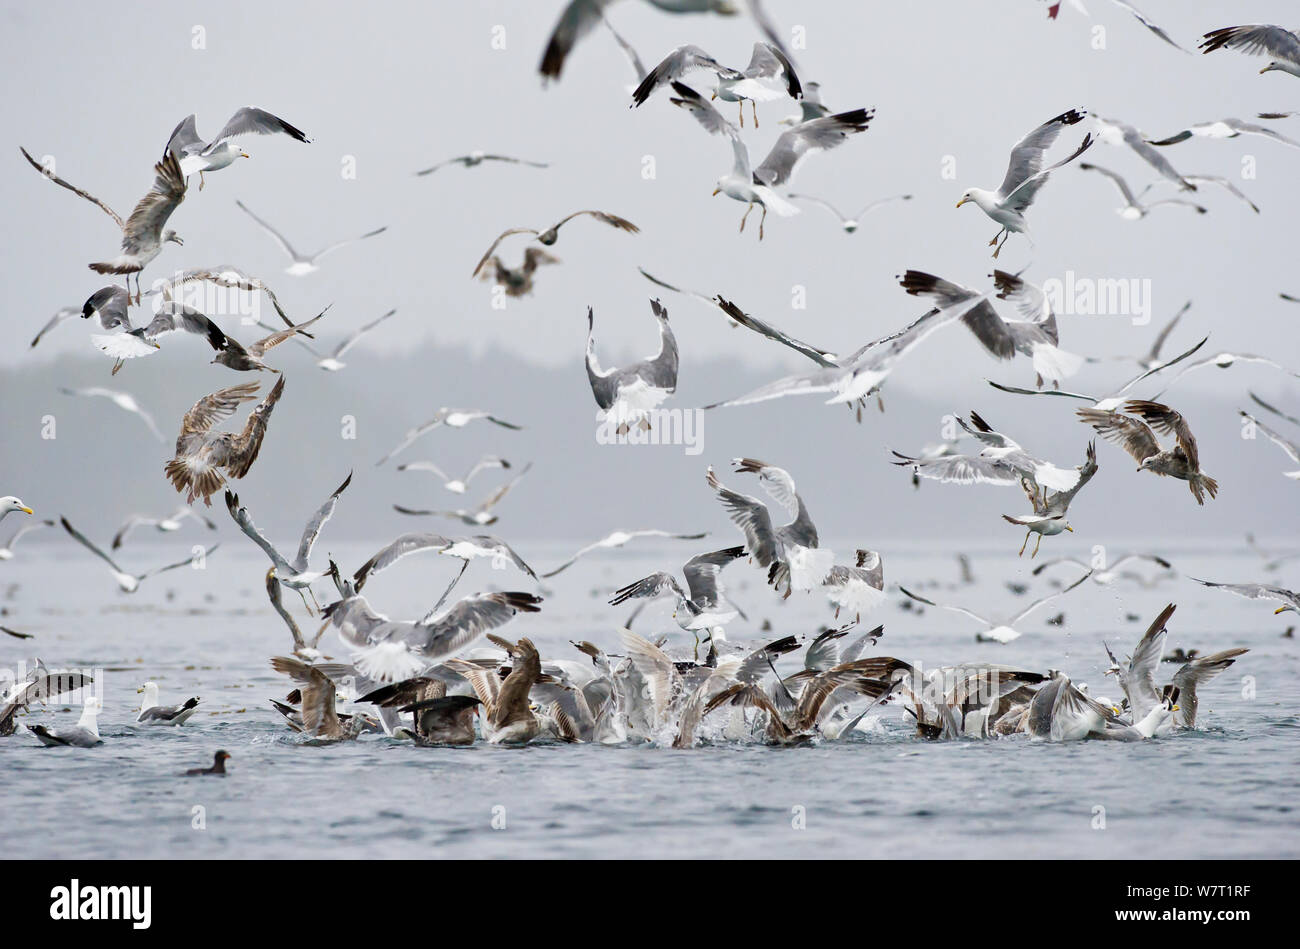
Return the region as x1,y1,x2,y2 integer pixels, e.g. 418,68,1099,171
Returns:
1259,66,1270,74
711,186,720,196
1064,526,1073,532
136,687,145,694
1275,606,1289,614
1111,706,1121,714
241,151,251,158
18,506,33,515
1172,704,1180,712
955,197,969,208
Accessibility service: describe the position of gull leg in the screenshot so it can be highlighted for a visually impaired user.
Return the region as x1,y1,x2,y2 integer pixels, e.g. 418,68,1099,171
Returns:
432,560,470,612
296,586,315,616
992,230,1011,259
738,101,744,128
693,630,700,662
989,229,1004,247
199,171,206,191
758,203,767,240
739,201,754,233
1018,531,1029,557
751,100,759,127
1032,533,1043,558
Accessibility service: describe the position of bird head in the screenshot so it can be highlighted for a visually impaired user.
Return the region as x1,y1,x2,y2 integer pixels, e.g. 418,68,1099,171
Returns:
0,497,33,516
1275,604,1299,616
955,189,976,208
1063,523,1074,533
164,230,184,246
712,182,722,196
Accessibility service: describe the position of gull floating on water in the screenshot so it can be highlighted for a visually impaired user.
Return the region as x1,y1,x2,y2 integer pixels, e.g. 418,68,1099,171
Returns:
956,108,1093,257
29,696,103,748
166,107,310,187
21,147,185,303
397,456,511,494
60,517,217,594
60,385,164,440
1200,25,1300,78
236,200,386,276
135,682,200,726
165,377,286,506
586,299,679,433
376,408,523,467
542,528,709,578
1078,399,1218,504
1078,162,1207,219
415,151,548,176
667,81,872,239
900,571,1093,644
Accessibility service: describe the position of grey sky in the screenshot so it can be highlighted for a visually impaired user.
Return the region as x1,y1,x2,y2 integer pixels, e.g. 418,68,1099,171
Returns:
2,1,1298,547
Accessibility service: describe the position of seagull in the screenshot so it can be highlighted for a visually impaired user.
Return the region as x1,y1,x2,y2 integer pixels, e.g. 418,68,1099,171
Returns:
224,473,351,609
415,151,548,175
433,535,540,604
1200,25,1300,78
961,410,1088,492
1091,116,1197,191
0,497,34,524
165,378,286,506
60,517,217,594
268,657,366,741
134,682,200,726
1002,441,1097,557
779,79,832,125
1186,577,1299,617
786,192,912,233
236,201,386,276
1078,399,1218,504
667,81,873,239
1078,162,1207,219
323,589,543,682
79,285,228,374
471,211,639,278
376,409,523,466
542,529,709,578
111,507,216,550
21,147,185,303
394,462,533,527
185,751,231,776
822,549,886,622
279,308,397,371
586,299,679,433
900,571,1093,644
1093,300,1192,370
609,546,748,653
899,269,1084,388
1145,174,1259,213
211,307,327,372
1240,410,1300,479
631,42,801,126
468,636,545,745
397,456,511,494
29,306,79,349
166,107,310,187
475,247,560,298
59,386,164,440
1154,350,1300,396
956,109,1094,257
0,518,54,560
266,566,328,660
706,459,830,595
1147,116,1300,149
1034,552,1173,586
1,662,95,736
29,696,104,748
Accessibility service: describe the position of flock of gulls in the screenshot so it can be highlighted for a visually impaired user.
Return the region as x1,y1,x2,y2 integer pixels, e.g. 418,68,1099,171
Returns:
5,2,1300,765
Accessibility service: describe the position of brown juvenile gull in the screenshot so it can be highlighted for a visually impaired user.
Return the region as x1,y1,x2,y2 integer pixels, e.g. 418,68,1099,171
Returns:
164,377,285,506
21,147,185,303
236,200,385,276
211,307,327,372
586,299,679,433
476,247,559,298
454,636,545,745
268,657,367,742
1078,399,1218,504
471,211,639,278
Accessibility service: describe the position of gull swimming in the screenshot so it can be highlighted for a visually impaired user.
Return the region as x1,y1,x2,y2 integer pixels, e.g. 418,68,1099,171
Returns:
955,108,1093,257
631,42,801,126
542,528,709,578
1200,25,1300,78
166,107,310,187
416,152,548,176
29,696,103,748
1078,399,1218,504
394,462,533,526
471,211,639,278
111,507,216,550
786,192,912,233
236,200,386,276
165,378,285,505
135,682,200,726
586,299,679,433
376,408,523,467
60,517,216,594
667,81,873,238
1,662,94,736
397,456,511,494
900,571,1093,644
1078,162,1207,219
59,385,163,440
21,147,186,302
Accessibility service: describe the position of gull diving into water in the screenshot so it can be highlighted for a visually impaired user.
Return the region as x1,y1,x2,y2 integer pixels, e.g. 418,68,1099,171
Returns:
376,409,523,467
955,108,1093,258
471,211,639,278
666,81,873,239
236,201,386,276
165,377,286,506
21,146,186,303
60,516,217,594
586,299,679,433
630,42,801,127
1200,25,1300,78
415,152,548,175
1078,400,1218,504
899,571,1093,643
166,107,310,187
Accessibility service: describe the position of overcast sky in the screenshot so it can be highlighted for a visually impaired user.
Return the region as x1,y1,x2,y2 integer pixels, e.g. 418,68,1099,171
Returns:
2,1,1298,546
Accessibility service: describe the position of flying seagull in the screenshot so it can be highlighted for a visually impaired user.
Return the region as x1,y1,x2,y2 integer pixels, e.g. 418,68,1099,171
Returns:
1091,116,1197,191
1147,116,1300,149
165,377,286,506
112,507,216,550
1078,399,1218,504
376,409,522,467
394,462,533,527
472,211,639,278
1145,174,1259,214
476,247,559,298
1,662,95,736
1239,410,1300,479
415,151,548,175
1200,25,1300,78
397,456,511,494
631,42,801,126
1186,577,1299,617
1002,441,1097,557
279,308,397,371
60,516,217,594
586,299,679,433
1153,350,1300,396
956,108,1094,257
211,307,328,372
0,518,54,561
21,146,185,303
166,107,310,187
81,285,226,374
667,81,873,239
786,192,912,233
29,306,79,349
60,385,164,441
899,571,1093,643
609,546,748,653
236,200,386,276
1078,162,1207,219
542,529,709,578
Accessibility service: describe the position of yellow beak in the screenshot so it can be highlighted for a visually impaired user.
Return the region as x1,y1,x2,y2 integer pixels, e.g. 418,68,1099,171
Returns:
241,151,251,158
955,198,969,208
136,687,145,694
1276,606,1289,614
712,187,720,196
1065,526,1073,532
19,506,33,515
